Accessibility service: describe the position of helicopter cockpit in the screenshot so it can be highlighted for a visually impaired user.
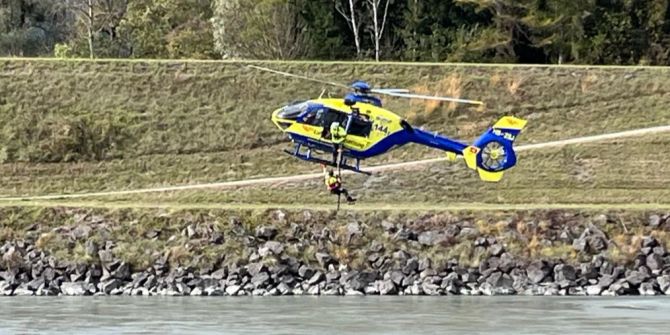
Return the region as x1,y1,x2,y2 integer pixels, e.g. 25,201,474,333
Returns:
276,101,310,120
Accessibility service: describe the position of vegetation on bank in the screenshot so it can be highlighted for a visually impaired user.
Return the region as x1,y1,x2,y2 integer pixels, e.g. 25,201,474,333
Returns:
1,207,668,273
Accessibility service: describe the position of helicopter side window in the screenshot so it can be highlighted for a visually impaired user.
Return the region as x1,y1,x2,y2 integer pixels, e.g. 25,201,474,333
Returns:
277,101,309,120
347,114,372,137
299,107,326,126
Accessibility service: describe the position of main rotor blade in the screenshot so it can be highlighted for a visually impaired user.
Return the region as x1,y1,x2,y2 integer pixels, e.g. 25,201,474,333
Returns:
246,65,349,89
373,90,484,106
372,88,411,94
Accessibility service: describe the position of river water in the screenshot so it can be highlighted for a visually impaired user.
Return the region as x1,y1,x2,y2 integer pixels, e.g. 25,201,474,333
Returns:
0,296,668,334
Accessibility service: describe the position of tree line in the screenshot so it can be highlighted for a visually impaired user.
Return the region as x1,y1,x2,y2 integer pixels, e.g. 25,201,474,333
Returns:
1,0,669,65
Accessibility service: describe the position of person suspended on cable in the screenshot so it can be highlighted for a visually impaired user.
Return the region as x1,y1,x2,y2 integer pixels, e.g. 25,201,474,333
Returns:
322,164,356,203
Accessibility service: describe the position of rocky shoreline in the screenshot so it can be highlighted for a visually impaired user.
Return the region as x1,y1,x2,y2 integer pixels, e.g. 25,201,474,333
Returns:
1,208,669,297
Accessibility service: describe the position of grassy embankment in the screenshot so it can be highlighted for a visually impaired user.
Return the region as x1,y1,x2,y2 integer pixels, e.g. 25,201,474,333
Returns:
0,59,669,206
0,59,669,269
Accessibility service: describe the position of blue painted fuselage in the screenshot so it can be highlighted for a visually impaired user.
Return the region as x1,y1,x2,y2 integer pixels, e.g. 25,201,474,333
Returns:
288,128,467,160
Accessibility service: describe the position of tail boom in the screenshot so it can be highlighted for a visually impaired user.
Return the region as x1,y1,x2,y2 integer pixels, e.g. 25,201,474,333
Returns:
407,116,527,182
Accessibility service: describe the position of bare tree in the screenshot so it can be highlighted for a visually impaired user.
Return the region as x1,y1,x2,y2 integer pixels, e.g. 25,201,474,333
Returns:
334,0,362,57
60,0,129,58
366,0,391,61
64,0,96,58
212,0,307,59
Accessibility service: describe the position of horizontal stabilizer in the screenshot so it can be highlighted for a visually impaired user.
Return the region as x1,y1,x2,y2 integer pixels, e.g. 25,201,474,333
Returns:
477,169,504,182
493,116,527,131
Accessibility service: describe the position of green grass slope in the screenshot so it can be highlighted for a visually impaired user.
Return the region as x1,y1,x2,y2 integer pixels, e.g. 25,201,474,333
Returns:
0,59,669,204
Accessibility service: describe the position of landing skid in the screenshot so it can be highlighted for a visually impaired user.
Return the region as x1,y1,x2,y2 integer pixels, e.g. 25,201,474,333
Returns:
283,146,372,176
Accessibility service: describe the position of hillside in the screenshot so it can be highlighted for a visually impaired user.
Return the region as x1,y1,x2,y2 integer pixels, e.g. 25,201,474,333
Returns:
0,59,669,206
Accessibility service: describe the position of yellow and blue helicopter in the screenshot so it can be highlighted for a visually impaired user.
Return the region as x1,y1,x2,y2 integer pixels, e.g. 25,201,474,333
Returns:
253,66,527,182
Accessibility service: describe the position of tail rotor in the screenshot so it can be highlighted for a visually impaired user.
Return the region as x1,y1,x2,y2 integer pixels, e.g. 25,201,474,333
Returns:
462,116,527,182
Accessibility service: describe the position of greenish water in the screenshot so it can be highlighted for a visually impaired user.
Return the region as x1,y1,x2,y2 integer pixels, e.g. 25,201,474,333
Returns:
1,296,669,335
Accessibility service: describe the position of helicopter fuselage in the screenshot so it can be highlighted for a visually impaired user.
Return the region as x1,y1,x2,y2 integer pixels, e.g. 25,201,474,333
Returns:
271,98,468,161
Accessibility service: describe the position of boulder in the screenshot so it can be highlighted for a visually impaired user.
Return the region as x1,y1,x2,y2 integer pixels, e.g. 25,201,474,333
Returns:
639,282,657,296
480,282,515,296
211,268,227,280
210,232,224,245
379,280,397,295
641,236,659,248
13,286,34,296
458,227,479,239
60,282,88,296
101,279,122,294
598,275,615,289
364,284,379,295
0,281,13,296
112,262,131,280
572,237,588,252
489,244,505,257
646,254,664,271
418,231,445,246
381,221,396,232
251,272,271,288
653,246,666,257
393,228,415,241
656,275,670,294
190,287,203,296
554,264,577,282
402,258,419,275
204,286,224,296
585,285,603,296
579,263,598,280
259,241,284,257
486,272,514,289
648,215,662,228
246,263,267,277
225,285,241,296
307,285,320,296
130,273,149,289
298,265,315,279
445,225,461,238
586,236,607,253
389,271,406,286
418,258,432,272
421,282,441,296
315,252,334,268
527,260,551,284
625,271,648,286
325,271,340,283
307,272,324,286
255,226,278,240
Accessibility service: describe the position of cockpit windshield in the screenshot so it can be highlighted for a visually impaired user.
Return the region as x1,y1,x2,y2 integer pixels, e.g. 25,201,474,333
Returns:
277,101,310,120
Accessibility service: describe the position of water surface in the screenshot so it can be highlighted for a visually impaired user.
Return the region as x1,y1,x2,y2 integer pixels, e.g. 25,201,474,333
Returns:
1,296,668,334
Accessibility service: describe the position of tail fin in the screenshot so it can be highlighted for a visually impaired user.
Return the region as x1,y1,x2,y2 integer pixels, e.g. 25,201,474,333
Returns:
462,116,527,182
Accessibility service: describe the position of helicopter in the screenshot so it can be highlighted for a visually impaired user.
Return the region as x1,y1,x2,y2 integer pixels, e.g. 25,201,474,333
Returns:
250,65,527,183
